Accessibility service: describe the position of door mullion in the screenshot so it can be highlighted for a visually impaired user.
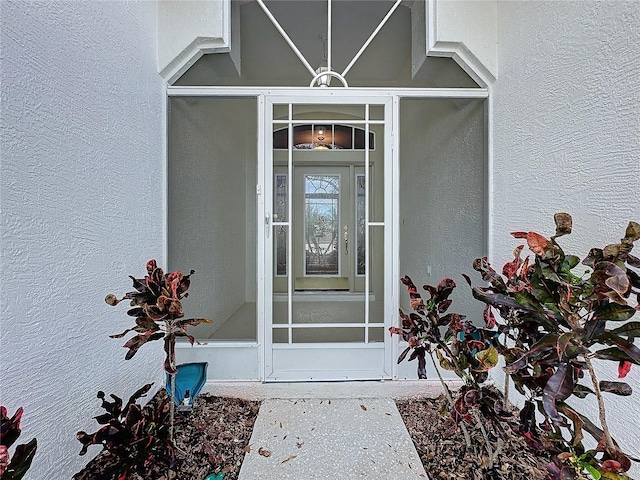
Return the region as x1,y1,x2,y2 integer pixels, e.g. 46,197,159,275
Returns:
262,95,273,379
287,103,294,345
364,104,370,343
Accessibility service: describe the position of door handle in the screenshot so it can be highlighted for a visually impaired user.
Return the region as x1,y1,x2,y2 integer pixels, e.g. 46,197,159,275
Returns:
343,225,349,255
265,212,271,238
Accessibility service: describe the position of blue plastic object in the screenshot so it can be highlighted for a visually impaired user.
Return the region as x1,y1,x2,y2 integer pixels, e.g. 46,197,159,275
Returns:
204,473,224,480
165,362,208,406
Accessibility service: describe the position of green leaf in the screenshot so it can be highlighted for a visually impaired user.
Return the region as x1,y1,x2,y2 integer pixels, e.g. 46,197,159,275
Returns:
579,462,601,480
599,381,632,396
505,333,559,374
563,255,581,270
557,332,573,360
540,262,562,283
558,403,584,446
597,332,640,364
435,349,455,371
3,438,38,480
512,291,545,312
593,347,637,362
611,321,640,338
573,384,595,399
603,243,633,261
593,303,636,322
475,346,499,371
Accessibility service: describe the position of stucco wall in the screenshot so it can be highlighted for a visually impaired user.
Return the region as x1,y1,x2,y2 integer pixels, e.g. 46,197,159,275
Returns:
0,2,165,478
493,0,640,474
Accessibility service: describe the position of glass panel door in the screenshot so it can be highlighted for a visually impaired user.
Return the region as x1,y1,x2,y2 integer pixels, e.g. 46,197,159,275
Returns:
304,173,340,276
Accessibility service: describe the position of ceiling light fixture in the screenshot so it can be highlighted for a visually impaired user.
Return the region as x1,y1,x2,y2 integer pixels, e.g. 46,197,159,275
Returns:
315,35,331,87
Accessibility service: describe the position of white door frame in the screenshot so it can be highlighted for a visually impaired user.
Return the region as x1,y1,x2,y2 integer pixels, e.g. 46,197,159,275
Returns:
262,92,395,381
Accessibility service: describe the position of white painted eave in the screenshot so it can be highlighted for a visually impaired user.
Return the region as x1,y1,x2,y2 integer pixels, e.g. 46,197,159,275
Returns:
426,0,497,87
158,0,233,84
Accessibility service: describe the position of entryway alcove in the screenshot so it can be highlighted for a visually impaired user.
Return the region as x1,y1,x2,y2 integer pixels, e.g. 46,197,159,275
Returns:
168,0,488,382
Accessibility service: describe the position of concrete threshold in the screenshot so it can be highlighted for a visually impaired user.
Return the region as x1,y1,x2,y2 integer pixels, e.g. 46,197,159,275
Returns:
238,397,428,479
201,379,459,401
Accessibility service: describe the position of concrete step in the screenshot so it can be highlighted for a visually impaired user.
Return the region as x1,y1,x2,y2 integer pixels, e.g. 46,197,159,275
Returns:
238,398,428,479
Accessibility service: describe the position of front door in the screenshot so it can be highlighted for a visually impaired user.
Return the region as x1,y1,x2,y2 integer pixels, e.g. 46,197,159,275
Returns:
273,165,361,293
262,95,394,381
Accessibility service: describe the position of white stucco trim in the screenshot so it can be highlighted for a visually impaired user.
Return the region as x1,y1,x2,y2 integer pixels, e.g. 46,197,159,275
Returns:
160,36,231,85
426,0,496,88
158,0,232,84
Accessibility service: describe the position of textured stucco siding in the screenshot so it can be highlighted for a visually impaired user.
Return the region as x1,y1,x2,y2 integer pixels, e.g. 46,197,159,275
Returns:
493,1,640,475
0,1,165,478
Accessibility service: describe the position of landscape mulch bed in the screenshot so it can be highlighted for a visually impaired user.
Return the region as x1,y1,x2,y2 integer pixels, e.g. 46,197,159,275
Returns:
82,392,555,479
396,395,553,480
154,394,261,480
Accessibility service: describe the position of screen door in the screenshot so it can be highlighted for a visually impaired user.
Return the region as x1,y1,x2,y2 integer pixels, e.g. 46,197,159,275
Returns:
262,95,393,381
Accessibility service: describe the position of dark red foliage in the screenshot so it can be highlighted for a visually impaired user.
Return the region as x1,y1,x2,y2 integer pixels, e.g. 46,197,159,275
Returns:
74,385,174,480
467,213,640,477
0,406,37,480
106,260,212,375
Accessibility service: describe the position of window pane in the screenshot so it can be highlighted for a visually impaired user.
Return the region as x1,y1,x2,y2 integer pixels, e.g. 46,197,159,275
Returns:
305,175,339,276
356,174,366,275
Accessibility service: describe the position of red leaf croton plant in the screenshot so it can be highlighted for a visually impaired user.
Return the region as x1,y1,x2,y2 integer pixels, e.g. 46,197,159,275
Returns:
0,406,37,480
106,259,212,375
465,213,640,479
392,214,639,479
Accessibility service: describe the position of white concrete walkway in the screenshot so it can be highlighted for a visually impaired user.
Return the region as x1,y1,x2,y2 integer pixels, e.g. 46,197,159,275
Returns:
238,398,428,479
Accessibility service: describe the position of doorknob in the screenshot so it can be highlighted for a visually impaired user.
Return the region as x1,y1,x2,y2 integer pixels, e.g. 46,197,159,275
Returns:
343,225,349,255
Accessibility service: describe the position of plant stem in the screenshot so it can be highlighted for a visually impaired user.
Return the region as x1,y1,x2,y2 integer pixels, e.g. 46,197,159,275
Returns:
503,370,510,404
584,355,615,451
428,351,472,449
170,373,176,443
471,408,495,469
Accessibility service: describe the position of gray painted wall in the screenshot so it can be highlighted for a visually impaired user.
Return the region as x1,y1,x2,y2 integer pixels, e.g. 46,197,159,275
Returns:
1,2,165,477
